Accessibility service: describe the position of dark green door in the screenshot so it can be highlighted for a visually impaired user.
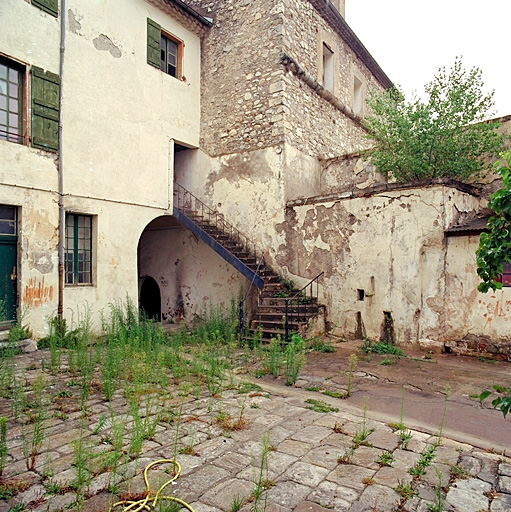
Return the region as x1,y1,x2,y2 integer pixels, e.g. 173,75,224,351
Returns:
0,206,17,326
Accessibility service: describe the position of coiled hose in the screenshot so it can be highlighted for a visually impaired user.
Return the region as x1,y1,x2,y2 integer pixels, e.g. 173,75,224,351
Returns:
109,459,195,512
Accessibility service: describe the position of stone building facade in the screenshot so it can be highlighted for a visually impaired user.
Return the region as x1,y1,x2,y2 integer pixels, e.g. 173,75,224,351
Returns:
1,0,509,357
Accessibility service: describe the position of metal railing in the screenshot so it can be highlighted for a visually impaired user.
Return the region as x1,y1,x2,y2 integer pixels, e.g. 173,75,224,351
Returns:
239,253,266,337
284,272,324,341
174,182,263,262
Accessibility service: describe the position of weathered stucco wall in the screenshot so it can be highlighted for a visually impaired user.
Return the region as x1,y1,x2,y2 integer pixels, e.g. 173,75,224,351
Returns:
278,185,482,348
138,218,248,324
0,0,206,336
445,235,511,359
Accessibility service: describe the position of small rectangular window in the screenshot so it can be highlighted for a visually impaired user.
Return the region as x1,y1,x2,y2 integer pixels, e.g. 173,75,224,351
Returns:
353,75,364,117
0,205,17,236
147,18,183,79
65,214,93,285
32,0,58,17
322,43,334,92
0,58,23,144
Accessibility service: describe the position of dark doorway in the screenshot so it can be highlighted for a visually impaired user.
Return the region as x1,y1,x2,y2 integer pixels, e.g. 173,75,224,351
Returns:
0,206,18,327
140,276,161,321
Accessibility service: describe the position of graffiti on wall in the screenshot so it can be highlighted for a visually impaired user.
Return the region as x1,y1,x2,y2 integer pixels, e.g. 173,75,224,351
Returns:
23,277,54,307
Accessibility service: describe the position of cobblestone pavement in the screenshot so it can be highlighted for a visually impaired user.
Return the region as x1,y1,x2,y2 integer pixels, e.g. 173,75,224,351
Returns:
0,349,510,512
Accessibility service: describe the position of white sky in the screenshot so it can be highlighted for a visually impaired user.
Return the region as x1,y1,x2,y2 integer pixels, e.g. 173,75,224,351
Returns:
346,0,511,118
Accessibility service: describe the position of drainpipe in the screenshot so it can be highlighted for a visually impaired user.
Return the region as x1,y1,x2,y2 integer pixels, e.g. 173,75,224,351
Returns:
57,0,66,321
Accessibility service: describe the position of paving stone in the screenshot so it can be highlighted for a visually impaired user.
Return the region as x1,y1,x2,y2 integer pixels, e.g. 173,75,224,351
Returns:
422,463,451,486
290,425,332,444
266,480,313,509
32,492,76,512
373,465,412,488
499,475,511,493
238,451,297,481
307,481,358,510
293,501,333,512
445,477,491,512
459,454,483,476
188,502,222,512
171,464,231,503
212,450,252,473
193,436,234,460
434,445,460,466
491,493,511,511
499,462,511,477
80,491,115,512
350,445,382,470
327,465,376,491
476,453,500,485
357,483,401,511
201,477,253,509
322,431,353,449
11,483,46,506
301,444,342,470
365,428,399,451
47,428,91,454
392,448,421,471
280,461,329,487
277,439,311,457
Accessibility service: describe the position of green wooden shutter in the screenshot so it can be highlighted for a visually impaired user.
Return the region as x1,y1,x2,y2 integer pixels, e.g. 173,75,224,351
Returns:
31,67,60,152
32,0,58,17
147,18,161,68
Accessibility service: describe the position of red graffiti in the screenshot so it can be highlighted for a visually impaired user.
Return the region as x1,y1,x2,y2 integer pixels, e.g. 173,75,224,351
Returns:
23,276,54,307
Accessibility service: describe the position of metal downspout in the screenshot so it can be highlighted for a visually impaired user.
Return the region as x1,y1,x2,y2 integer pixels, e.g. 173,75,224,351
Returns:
57,0,66,321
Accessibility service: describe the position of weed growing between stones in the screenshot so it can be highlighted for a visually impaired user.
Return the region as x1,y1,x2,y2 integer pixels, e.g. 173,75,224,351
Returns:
376,450,394,467
435,384,451,445
250,432,273,512
352,397,374,447
0,417,7,478
305,399,339,413
427,468,446,512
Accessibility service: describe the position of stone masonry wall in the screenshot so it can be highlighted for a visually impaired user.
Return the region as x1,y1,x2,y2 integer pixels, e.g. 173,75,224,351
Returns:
185,0,286,156
186,0,385,159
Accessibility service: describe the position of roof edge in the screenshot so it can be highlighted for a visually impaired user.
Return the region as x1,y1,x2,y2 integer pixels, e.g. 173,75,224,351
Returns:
308,0,393,89
164,0,213,26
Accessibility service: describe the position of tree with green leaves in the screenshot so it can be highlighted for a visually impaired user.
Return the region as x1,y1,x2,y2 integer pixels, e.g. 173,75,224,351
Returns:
476,150,511,293
364,58,505,182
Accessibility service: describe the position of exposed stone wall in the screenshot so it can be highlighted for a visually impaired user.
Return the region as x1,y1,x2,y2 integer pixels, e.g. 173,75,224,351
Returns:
186,0,286,156
186,0,384,160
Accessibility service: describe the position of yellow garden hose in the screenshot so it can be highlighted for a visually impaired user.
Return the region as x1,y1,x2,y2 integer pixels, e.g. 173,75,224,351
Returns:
109,459,195,512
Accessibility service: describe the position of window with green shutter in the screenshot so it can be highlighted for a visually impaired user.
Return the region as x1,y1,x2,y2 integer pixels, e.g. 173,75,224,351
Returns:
147,18,161,68
32,0,58,17
31,67,59,152
147,18,183,78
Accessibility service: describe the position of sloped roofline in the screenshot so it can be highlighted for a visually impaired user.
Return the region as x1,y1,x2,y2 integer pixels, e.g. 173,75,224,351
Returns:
308,0,393,89
164,0,213,26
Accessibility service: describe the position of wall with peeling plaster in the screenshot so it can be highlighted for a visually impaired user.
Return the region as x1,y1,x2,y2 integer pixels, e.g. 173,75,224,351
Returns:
0,0,213,336
445,235,511,359
138,220,248,324
279,185,484,349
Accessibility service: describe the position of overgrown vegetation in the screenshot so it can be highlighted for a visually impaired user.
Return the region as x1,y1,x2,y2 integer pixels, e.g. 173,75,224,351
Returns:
476,149,511,292
365,57,505,182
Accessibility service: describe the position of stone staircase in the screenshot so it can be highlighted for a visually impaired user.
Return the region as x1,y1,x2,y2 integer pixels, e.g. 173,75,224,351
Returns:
173,183,324,342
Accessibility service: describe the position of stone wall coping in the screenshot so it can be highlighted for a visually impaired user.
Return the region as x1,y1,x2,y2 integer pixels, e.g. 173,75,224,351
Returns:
286,178,481,207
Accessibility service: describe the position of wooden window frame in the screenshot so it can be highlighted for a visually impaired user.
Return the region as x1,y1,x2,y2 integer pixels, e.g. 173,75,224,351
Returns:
160,31,183,79
65,214,93,286
0,57,26,145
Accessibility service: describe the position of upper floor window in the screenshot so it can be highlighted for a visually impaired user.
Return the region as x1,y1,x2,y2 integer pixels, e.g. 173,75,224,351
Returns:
322,43,334,92
353,75,364,117
0,59,23,144
147,18,183,79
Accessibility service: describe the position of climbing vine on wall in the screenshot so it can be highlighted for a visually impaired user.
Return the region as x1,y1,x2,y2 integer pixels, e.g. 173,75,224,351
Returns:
476,150,511,292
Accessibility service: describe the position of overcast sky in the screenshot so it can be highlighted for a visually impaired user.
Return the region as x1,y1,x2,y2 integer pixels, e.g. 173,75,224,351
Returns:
346,0,511,118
